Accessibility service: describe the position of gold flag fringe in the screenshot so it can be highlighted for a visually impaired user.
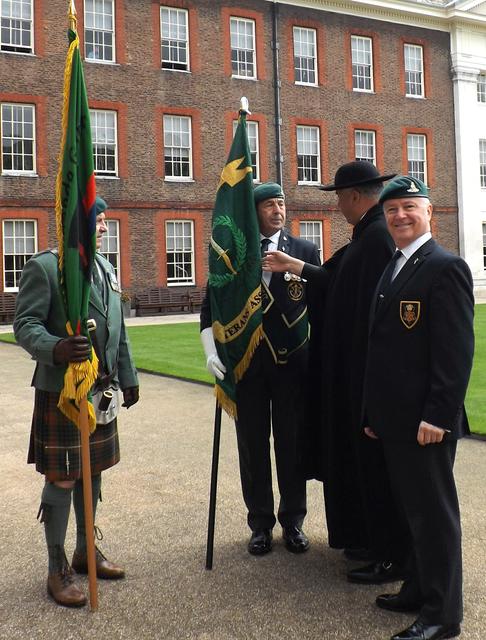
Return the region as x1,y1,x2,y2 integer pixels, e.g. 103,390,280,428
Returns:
57,322,99,433
54,26,79,277
215,324,264,420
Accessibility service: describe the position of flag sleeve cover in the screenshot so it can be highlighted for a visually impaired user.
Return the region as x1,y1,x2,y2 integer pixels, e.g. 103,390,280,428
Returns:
208,112,263,418
55,28,98,431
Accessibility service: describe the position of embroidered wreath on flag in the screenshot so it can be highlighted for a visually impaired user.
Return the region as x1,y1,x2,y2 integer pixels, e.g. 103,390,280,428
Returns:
208,215,247,288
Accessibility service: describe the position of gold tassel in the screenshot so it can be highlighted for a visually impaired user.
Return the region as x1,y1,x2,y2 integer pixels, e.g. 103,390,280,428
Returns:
234,325,263,383
215,385,237,420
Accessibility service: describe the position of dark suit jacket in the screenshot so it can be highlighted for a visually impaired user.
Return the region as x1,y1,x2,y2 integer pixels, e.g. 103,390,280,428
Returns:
201,230,320,358
364,238,474,442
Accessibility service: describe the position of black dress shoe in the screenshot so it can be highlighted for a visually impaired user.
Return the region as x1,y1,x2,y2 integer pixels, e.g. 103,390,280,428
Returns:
282,526,310,553
347,560,404,584
391,620,460,640
343,547,374,561
248,529,272,555
376,593,421,613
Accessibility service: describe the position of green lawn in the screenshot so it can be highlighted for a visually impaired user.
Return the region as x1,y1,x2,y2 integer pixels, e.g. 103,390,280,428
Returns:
2,310,485,435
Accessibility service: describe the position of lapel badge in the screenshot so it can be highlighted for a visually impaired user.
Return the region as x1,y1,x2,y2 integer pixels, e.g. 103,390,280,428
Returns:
288,281,304,301
109,272,122,293
400,301,420,329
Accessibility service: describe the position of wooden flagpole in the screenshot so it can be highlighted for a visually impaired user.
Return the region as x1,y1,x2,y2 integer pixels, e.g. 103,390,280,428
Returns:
68,0,98,611
79,397,98,610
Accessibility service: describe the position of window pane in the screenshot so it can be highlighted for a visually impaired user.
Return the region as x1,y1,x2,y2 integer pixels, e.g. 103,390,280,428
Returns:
163,115,192,179
299,220,322,259
90,109,118,175
160,7,189,71
355,130,376,164
2,218,38,290
100,219,120,281
230,17,256,79
297,126,320,183
293,26,317,85
0,0,32,53
407,134,427,183
1,102,36,174
404,44,424,97
351,36,373,91
85,0,114,62
165,220,195,284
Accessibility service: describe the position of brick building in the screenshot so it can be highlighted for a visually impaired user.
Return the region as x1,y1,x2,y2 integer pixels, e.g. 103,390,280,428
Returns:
0,0,482,305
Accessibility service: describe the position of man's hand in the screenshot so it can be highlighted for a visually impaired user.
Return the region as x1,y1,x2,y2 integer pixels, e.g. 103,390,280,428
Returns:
364,427,379,440
53,336,91,364
122,386,139,408
200,328,226,381
417,420,446,446
262,250,304,276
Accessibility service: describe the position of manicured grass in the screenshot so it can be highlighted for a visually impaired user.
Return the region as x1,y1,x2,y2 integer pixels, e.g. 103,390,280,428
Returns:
126,323,212,384
2,309,486,434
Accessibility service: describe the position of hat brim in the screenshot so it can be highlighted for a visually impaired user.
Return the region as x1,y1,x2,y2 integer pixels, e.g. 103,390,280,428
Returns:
320,173,397,191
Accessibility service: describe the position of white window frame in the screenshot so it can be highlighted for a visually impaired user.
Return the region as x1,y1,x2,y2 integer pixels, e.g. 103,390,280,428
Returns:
90,108,118,177
351,35,373,92
407,133,427,184
299,220,323,260
479,140,486,188
404,43,424,98
293,26,318,86
230,16,256,80
1,102,36,175
297,125,321,185
0,0,33,54
233,119,260,182
160,6,189,72
483,223,486,270
84,0,115,64
2,218,37,291
354,129,376,165
163,115,193,181
477,74,486,103
100,218,120,281
165,219,195,286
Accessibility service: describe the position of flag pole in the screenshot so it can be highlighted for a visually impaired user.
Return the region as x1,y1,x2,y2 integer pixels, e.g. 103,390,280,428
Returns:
67,0,98,610
205,402,222,570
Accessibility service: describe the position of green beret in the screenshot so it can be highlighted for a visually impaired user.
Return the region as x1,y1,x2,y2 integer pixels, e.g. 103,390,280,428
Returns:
254,182,285,204
379,176,429,204
95,196,108,214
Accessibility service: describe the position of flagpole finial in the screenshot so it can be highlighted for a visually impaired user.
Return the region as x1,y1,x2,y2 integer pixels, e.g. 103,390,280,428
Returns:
239,97,251,115
68,0,77,31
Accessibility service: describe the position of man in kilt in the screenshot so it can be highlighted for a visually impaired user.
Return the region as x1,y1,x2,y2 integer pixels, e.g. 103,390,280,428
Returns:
14,196,139,608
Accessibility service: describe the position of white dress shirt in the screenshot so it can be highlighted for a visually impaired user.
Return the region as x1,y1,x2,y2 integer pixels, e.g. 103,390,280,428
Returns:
261,230,281,286
392,232,432,281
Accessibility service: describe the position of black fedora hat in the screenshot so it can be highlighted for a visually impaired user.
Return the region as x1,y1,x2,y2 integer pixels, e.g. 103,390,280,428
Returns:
320,161,396,191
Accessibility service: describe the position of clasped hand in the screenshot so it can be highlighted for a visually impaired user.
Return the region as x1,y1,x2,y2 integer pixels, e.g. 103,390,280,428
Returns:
53,336,91,364
364,420,446,446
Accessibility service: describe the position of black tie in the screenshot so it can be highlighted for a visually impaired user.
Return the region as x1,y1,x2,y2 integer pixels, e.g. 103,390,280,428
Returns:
261,238,271,257
376,250,402,306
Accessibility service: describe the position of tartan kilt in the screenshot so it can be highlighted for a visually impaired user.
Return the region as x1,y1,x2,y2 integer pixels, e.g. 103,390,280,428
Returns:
28,389,120,481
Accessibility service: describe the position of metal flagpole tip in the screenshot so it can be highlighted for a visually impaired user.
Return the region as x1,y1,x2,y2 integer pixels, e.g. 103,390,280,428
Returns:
69,0,77,15
239,96,251,115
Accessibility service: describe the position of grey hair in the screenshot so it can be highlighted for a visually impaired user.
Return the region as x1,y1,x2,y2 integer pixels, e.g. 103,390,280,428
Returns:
354,182,383,197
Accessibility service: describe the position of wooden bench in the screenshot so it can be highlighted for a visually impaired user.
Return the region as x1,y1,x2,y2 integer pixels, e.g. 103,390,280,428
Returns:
188,287,205,313
0,292,16,324
135,288,190,316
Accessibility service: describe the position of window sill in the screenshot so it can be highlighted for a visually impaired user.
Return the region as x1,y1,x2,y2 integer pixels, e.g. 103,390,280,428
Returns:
161,68,191,74
167,282,195,287
0,50,35,57
297,181,322,187
295,81,319,88
352,89,375,94
85,59,119,66
95,175,120,180
405,94,426,99
231,75,258,81
164,178,195,183
1,172,38,178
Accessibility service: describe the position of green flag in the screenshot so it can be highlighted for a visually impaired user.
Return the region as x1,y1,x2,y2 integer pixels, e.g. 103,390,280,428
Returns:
55,26,98,432
208,109,263,417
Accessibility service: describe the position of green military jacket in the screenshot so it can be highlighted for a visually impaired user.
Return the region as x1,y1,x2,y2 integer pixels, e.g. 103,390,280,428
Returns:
14,250,138,393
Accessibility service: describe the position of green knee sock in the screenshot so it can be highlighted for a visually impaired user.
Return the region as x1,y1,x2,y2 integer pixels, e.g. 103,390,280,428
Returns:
73,474,101,553
39,482,73,575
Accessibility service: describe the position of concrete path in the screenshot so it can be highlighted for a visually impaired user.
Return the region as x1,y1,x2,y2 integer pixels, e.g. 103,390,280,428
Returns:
0,340,485,640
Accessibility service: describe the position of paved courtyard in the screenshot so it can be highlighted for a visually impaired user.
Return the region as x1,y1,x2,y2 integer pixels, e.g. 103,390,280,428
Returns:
0,339,484,640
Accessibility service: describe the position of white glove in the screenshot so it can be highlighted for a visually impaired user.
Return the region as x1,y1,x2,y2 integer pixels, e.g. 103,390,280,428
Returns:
200,327,226,381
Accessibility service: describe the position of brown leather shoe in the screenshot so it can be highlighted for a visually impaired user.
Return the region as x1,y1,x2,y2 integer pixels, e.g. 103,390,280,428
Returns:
47,566,87,608
72,547,125,580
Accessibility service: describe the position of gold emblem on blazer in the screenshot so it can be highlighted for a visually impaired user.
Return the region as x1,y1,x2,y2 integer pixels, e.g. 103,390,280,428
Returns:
288,281,304,301
400,301,420,329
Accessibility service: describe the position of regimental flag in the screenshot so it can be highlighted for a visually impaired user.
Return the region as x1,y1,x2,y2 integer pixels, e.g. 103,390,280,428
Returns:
55,20,98,432
208,109,263,417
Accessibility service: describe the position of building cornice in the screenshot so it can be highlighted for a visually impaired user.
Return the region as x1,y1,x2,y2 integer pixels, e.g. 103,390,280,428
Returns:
266,0,486,33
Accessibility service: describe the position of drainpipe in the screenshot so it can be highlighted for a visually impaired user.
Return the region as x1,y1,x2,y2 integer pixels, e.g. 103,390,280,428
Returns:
271,1,283,185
